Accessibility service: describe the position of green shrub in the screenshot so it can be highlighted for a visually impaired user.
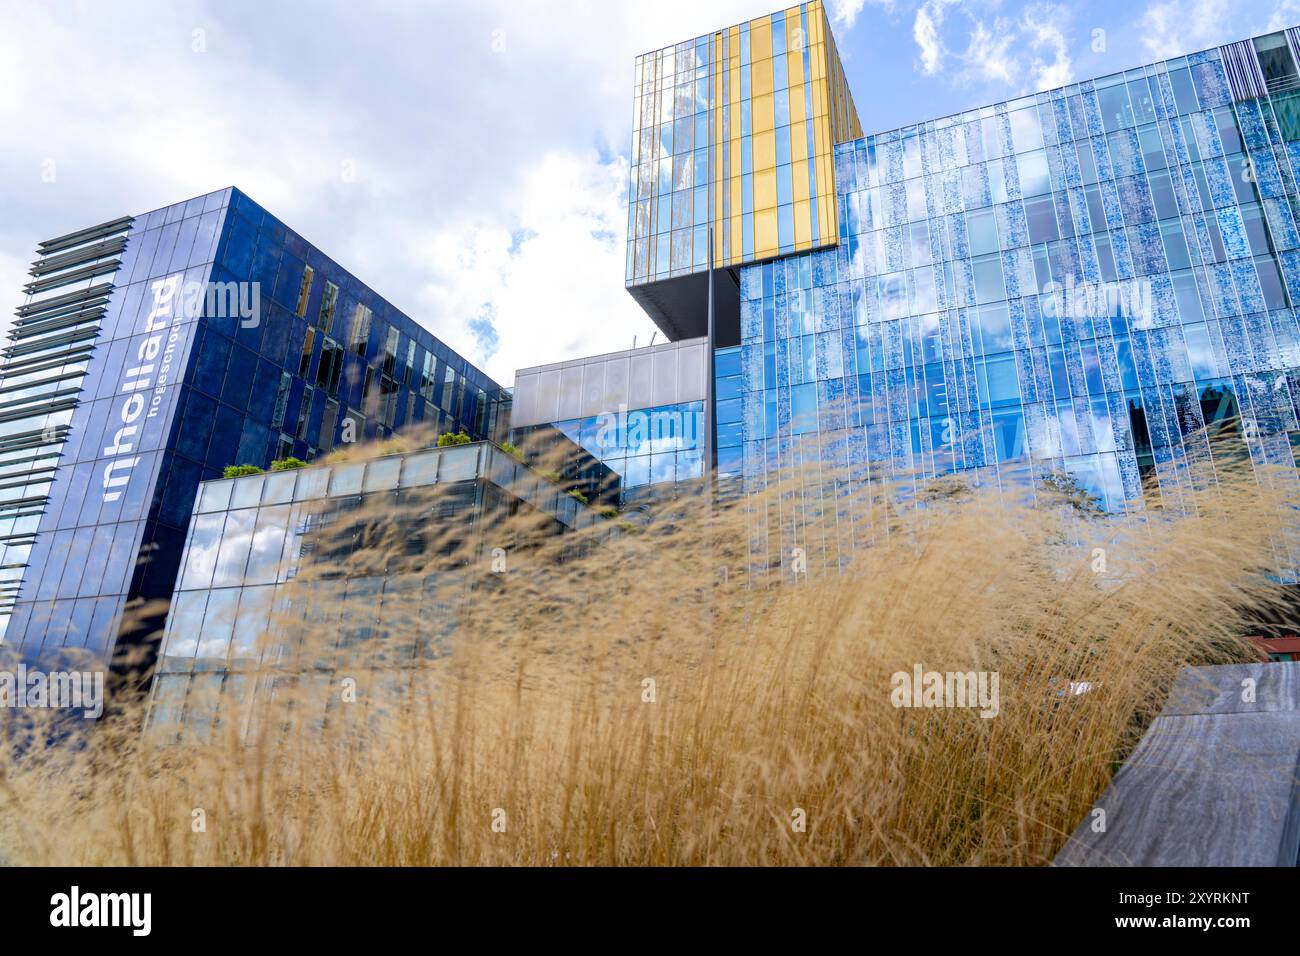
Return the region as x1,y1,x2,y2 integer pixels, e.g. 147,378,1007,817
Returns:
567,489,589,505
270,457,307,472
596,505,619,519
437,429,472,447
1038,469,1102,516
541,470,562,484
499,441,524,462
223,464,264,479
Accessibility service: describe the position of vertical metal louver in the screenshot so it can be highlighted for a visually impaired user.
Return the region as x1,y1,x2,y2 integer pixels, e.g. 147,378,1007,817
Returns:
0,215,132,623
1221,39,1268,102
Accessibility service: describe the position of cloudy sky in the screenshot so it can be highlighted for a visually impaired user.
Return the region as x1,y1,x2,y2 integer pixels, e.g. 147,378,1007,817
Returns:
0,0,1288,386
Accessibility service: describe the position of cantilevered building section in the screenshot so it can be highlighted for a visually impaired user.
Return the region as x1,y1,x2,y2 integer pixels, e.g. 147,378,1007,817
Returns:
626,1,862,341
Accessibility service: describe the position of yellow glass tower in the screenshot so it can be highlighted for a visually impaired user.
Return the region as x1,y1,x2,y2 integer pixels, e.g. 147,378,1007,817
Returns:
626,1,861,339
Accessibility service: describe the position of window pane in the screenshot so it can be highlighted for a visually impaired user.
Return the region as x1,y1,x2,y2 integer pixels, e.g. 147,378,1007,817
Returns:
181,513,226,590
197,589,240,661
212,509,257,587
1017,150,1051,196
967,209,999,255
161,592,206,665
245,505,290,585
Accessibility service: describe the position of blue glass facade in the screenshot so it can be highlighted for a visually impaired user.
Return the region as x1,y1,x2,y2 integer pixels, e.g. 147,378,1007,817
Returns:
4,187,504,665
715,345,743,478
734,34,1300,574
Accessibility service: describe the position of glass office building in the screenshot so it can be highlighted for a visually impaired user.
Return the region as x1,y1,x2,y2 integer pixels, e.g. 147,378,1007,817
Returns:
728,28,1300,577
2,187,506,666
144,442,592,742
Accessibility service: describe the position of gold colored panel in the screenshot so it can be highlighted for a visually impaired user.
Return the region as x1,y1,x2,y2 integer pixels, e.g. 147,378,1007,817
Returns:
753,92,775,133
790,116,809,164
789,83,807,126
785,6,803,52
752,61,774,98
714,32,724,255
794,199,812,247
750,18,772,62
755,208,778,256
717,33,728,261
753,130,776,170
792,159,810,203
754,168,777,209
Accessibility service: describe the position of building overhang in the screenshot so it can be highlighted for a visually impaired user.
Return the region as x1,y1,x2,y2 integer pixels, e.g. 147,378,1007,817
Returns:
626,268,741,346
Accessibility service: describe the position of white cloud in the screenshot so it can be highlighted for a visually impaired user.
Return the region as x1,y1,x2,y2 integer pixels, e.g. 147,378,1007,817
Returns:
1139,0,1231,59
829,0,869,29
829,0,896,30
1137,0,1293,64
414,150,648,383
906,0,1280,100
1022,3,1074,90
913,0,957,74
0,0,771,388
1268,0,1300,31
914,1,1075,94
959,17,1019,84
